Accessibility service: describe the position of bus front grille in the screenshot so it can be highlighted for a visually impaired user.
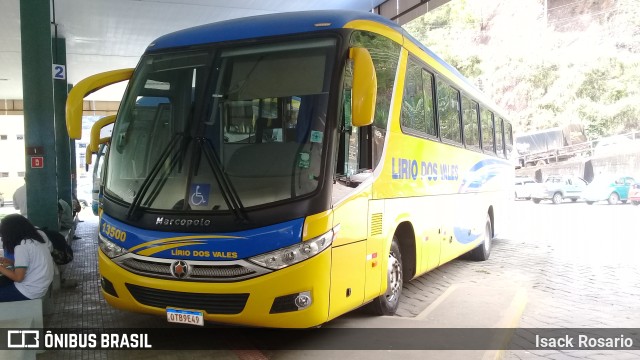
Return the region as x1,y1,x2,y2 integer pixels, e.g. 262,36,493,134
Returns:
126,284,249,314
116,256,266,282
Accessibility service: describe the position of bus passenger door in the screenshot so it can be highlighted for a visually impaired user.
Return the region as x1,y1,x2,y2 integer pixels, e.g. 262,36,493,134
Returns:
328,85,373,319
329,192,369,320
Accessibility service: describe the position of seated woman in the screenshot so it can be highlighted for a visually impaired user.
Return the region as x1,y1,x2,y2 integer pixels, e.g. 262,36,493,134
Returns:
0,214,55,302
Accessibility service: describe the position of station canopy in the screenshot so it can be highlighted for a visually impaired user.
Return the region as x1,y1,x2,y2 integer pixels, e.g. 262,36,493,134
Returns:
1,0,394,101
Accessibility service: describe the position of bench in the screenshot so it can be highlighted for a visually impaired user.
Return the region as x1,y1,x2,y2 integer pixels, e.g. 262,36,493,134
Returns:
59,213,78,246
0,298,44,360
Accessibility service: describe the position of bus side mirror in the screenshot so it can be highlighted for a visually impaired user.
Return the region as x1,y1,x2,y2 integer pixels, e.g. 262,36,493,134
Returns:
66,69,133,139
349,48,376,127
86,115,115,168
89,115,115,153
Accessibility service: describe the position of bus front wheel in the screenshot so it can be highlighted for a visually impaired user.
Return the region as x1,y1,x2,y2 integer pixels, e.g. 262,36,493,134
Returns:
369,237,403,316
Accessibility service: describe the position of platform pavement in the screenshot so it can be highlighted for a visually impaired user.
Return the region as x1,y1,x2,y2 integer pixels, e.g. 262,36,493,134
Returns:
273,283,527,360
36,211,527,360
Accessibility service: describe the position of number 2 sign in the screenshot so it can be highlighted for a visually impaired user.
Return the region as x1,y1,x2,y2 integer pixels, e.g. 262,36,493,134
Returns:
52,64,66,80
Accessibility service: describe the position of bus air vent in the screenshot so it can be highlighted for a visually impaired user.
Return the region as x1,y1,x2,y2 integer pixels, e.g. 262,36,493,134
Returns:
370,213,383,236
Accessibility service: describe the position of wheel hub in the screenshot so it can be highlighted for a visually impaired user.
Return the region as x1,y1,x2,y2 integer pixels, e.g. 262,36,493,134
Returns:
386,253,402,302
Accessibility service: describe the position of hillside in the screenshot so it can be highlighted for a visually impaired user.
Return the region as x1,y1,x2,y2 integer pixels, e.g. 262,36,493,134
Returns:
403,0,640,138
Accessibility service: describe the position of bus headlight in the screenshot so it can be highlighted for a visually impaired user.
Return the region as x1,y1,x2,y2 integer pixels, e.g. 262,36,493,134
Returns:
98,234,129,259
249,229,334,270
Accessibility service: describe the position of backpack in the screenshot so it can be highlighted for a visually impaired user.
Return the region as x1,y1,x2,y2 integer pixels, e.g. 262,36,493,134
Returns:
39,228,74,265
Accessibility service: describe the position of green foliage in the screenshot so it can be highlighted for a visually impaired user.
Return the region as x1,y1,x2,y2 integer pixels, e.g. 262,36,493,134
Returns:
403,0,640,138
576,68,608,102
528,64,559,95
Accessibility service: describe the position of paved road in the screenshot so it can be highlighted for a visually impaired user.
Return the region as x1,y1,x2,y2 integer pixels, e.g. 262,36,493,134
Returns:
395,199,640,359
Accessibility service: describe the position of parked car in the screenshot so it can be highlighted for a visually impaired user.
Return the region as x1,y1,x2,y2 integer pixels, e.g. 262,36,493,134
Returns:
582,176,636,205
531,175,587,204
514,176,537,200
629,183,640,206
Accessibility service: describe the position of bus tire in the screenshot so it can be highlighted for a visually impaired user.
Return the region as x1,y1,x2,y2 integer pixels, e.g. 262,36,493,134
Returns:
369,237,403,316
468,215,492,261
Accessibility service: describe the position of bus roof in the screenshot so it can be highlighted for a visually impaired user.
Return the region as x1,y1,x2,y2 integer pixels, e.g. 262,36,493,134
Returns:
148,10,402,51
147,10,500,118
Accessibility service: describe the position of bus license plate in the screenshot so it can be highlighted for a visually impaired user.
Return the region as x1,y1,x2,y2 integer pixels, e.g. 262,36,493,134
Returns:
166,307,204,326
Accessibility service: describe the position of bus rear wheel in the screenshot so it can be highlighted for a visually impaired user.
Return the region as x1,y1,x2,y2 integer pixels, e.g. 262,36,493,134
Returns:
369,237,403,316
468,215,492,261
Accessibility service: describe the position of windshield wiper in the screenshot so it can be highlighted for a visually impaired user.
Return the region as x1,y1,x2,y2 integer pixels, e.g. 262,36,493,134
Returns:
198,137,249,223
126,133,185,220
142,136,192,210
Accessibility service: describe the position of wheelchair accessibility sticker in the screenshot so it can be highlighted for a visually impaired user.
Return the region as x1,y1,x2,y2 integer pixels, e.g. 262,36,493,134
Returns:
189,184,210,206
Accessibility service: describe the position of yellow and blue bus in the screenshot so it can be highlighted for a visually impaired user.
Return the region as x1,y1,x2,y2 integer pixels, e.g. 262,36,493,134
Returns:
66,10,514,328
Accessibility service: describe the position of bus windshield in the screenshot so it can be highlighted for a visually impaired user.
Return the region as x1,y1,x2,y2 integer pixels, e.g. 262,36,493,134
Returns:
105,38,336,213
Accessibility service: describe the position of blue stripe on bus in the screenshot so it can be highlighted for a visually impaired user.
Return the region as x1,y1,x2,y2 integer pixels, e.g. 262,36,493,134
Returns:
99,213,303,260
453,226,481,244
459,158,511,193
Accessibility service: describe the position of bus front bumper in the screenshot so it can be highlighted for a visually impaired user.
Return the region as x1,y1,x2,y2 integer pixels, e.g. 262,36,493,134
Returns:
98,249,332,328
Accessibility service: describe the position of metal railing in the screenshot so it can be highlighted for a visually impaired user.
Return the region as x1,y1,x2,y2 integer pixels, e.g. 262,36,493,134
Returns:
516,130,640,168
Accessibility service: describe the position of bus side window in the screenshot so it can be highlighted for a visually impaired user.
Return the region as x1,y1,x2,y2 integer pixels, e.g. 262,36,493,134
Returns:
400,58,436,138
436,78,462,144
461,95,480,150
496,118,505,158
505,121,514,159
480,107,495,154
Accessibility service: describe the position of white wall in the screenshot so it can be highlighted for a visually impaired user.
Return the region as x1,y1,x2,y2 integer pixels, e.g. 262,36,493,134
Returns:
0,115,94,202
0,115,27,199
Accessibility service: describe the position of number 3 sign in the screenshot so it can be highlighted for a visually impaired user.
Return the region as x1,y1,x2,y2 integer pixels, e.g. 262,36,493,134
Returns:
52,64,66,80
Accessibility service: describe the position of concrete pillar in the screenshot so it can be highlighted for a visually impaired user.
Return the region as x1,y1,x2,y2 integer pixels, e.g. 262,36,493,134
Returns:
20,0,59,229
53,37,72,209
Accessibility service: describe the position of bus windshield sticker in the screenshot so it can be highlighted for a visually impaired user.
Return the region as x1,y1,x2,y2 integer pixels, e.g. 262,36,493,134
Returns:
298,152,310,169
310,130,323,143
189,184,211,206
